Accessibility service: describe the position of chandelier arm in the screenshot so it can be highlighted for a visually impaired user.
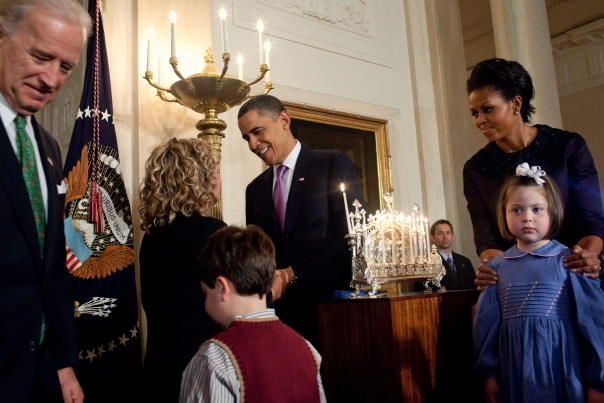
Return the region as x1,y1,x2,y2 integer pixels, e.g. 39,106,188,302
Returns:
237,64,269,95
261,81,274,95
215,53,231,91
157,90,181,103
143,72,172,92
169,56,195,92
241,81,274,103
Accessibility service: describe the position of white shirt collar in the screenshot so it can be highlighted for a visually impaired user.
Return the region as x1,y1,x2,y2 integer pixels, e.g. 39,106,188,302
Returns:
273,139,301,173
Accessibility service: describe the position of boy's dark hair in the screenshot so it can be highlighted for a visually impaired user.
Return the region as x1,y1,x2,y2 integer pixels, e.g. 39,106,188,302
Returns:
237,94,287,120
496,174,564,242
430,219,453,236
466,58,536,123
196,225,275,296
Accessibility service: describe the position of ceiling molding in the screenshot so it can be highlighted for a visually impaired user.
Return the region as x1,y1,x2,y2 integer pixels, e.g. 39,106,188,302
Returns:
551,17,604,54
546,0,577,11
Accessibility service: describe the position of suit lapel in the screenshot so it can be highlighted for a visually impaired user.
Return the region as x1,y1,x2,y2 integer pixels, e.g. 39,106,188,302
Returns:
283,145,313,239
258,166,280,239
32,118,60,276
0,116,42,268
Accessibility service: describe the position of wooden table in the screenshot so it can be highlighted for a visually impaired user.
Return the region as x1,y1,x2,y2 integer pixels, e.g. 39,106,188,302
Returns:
316,290,484,402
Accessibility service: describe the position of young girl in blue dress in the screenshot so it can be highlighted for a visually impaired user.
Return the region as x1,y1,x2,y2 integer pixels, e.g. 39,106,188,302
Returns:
473,162,604,403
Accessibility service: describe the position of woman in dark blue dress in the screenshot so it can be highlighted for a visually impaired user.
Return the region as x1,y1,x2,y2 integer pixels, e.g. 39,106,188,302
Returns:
463,58,604,289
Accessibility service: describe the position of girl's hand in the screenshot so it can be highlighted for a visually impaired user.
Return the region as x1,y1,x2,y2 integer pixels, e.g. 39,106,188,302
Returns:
484,377,499,403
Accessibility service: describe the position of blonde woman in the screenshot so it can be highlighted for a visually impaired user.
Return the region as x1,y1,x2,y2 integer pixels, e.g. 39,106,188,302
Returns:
138,138,224,403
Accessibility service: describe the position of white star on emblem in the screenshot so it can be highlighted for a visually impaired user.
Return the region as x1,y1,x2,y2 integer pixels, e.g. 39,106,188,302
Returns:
110,237,115,242
84,106,92,118
108,340,117,352
77,109,83,119
130,327,139,338
118,334,130,346
101,109,111,121
85,349,97,363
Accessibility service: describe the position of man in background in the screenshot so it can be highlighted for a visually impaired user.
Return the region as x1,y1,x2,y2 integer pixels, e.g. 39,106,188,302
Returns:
240,95,363,349
430,219,476,290
0,1,90,401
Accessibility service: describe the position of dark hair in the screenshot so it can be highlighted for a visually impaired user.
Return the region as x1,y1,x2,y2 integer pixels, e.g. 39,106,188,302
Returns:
466,58,536,123
196,225,275,297
496,174,564,242
430,219,453,236
237,94,286,120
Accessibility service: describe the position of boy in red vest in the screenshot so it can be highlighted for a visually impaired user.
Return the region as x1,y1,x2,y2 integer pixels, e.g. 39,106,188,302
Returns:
179,224,327,403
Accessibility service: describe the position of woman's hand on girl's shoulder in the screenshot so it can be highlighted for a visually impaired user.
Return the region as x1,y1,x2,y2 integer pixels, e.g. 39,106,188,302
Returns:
563,245,602,279
587,388,604,403
475,249,503,291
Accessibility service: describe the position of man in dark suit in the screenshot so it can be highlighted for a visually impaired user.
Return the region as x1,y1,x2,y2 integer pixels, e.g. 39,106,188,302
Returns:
0,1,90,402
431,219,476,290
240,95,363,348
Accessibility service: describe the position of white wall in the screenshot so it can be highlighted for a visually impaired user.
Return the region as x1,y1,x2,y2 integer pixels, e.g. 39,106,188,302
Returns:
211,0,424,222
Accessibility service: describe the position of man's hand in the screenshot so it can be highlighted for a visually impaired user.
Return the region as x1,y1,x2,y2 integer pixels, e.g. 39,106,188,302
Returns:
475,249,503,291
563,245,602,279
484,377,499,403
271,267,295,301
58,367,84,403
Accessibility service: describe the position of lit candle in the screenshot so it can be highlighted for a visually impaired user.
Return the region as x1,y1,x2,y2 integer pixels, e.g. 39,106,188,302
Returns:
264,40,271,82
146,27,154,72
170,9,177,58
341,183,352,234
257,18,264,64
237,53,243,80
219,5,229,54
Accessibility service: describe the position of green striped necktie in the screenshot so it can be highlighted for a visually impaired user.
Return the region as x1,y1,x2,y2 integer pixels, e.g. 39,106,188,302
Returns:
14,114,46,343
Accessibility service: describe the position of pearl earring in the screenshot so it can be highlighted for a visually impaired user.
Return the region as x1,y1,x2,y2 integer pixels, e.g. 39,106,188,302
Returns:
514,111,519,115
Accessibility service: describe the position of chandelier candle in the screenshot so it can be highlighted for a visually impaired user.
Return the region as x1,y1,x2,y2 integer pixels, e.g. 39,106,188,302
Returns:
341,183,353,234
170,9,177,57
257,18,264,64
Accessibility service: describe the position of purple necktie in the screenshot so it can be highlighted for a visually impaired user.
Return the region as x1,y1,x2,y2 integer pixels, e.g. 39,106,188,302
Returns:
274,164,288,234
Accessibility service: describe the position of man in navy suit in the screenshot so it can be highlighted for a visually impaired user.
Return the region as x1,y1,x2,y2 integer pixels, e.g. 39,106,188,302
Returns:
240,95,363,349
430,219,476,290
0,1,90,402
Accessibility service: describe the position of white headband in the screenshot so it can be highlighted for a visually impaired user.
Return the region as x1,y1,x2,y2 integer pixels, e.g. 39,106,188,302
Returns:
515,162,546,185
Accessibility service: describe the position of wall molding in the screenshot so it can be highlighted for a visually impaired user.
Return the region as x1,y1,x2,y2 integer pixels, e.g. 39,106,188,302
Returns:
553,18,604,97
233,0,393,67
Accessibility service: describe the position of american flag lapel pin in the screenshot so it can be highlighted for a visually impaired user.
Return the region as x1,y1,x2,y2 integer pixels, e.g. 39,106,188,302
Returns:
47,156,54,166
